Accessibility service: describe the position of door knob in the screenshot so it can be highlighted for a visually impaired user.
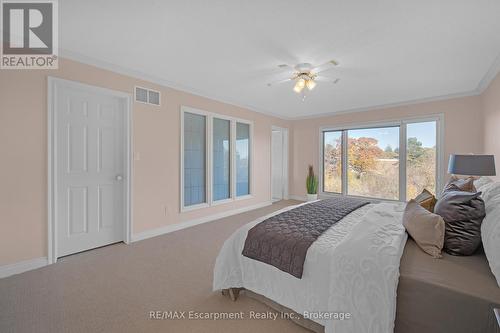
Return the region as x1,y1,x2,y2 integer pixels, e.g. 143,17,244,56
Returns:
116,175,123,181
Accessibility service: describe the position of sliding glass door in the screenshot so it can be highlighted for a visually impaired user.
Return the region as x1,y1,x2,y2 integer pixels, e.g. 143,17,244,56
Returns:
323,131,342,194
406,121,437,199
347,126,400,200
321,118,440,201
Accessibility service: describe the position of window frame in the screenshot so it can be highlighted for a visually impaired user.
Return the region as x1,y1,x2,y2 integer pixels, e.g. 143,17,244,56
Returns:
180,106,253,212
319,114,444,202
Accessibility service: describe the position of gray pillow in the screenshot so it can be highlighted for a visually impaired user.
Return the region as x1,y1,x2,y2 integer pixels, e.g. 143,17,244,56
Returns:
434,190,485,256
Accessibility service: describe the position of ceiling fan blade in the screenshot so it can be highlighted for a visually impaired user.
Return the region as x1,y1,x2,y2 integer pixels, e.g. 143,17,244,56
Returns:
312,59,339,73
277,64,294,70
315,77,340,84
267,77,293,86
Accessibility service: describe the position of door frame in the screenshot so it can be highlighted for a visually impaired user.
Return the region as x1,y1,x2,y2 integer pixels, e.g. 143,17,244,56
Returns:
271,126,289,201
47,77,133,264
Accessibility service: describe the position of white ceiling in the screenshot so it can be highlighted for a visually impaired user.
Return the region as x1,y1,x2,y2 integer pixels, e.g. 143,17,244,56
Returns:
60,1,500,119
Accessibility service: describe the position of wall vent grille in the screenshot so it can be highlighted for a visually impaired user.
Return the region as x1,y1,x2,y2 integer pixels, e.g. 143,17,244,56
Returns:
135,86,160,106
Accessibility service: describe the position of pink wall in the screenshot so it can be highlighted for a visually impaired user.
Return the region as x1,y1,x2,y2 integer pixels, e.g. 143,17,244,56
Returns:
482,73,500,181
0,58,290,266
0,57,498,267
290,96,484,197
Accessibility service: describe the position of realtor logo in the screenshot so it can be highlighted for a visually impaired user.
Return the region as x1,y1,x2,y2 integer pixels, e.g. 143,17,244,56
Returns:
1,0,58,69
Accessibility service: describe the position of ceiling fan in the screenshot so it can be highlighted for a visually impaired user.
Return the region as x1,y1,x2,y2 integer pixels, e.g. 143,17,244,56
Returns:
267,60,340,98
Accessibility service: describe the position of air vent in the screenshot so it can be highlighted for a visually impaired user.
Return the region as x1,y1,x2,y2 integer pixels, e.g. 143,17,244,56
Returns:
135,86,161,106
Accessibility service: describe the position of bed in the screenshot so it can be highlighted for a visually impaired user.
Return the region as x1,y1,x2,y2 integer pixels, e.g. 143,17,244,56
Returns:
396,239,500,333
214,200,408,333
213,199,500,333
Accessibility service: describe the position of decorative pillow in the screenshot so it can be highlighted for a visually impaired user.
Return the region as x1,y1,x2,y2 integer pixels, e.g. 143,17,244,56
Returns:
481,199,500,288
443,175,476,193
403,200,445,258
434,190,485,256
478,181,500,207
414,189,437,213
474,176,493,191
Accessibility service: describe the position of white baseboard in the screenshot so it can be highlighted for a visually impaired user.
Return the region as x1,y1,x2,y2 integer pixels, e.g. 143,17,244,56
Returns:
131,201,272,242
289,194,306,201
0,257,48,279
1,202,275,277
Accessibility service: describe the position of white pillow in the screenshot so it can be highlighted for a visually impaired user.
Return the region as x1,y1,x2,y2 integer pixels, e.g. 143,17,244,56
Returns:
478,181,500,206
474,176,493,190
481,203,500,288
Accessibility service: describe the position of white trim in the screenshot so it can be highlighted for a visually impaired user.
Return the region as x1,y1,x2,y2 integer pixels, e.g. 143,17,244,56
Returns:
124,94,133,245
47,77,133,264
292,90,479,121
319,114,444,202
0,257,48,279
341,130,348,195
289,194,306,201
476,51,500,94
131,201,272,242
180,106,254,212
436,115,446,194
399,124,407,202
234,194,253,201
283,129,289,199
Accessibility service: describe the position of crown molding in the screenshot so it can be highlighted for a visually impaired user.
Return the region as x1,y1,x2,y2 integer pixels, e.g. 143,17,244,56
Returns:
59,49,293,121
290,89,481,121
60,48,499,122
475,50,500,94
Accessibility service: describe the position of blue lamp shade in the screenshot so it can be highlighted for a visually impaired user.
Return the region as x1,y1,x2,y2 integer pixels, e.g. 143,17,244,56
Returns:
448,154,496,176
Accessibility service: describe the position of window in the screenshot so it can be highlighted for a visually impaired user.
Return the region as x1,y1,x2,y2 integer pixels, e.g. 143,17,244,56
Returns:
181,107,252,210
236,122,250,196
183,112,207,207
213,118,231,201
321,117,441,201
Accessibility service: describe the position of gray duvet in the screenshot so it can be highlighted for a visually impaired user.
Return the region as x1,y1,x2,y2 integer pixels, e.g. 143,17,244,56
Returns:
241,197,369,278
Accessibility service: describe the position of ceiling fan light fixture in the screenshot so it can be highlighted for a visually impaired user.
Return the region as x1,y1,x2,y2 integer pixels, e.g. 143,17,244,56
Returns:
306,79,316,90
293,81,304,93
267,60,340,96
293,78,306,93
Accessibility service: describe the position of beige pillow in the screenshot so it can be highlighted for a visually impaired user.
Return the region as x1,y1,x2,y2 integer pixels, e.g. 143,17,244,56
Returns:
414,189,437,212
403,200,445,258
444,175,476,193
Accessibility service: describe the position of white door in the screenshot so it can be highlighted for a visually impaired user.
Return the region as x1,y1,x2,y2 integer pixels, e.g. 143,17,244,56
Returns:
272,130,283,201
54,80,128,257
272,128,288,202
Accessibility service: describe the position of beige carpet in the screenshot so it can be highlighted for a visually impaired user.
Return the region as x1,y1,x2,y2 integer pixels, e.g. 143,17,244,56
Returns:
0,200,310,333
